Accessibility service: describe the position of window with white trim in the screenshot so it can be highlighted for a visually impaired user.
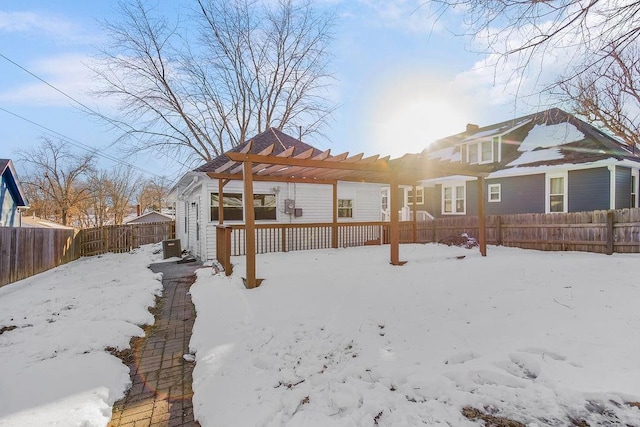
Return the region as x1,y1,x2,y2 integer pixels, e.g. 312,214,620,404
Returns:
338,199,353,218
210,193,276,221
442,184,466,214
468,144,478,164
467,137,497,165
488,183,501,202
407,187,424,204
546,173,567,213
480,140,493,163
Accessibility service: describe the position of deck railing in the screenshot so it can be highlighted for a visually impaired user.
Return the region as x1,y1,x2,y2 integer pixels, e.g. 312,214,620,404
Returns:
215,208,640,275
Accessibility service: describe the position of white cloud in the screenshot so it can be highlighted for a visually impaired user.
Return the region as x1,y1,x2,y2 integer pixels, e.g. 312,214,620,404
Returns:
0,54,114,110
356,0,444,34
0,11,94,44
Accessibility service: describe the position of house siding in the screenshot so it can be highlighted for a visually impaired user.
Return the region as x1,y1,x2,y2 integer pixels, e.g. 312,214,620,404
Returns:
0,175,20,227
428,174,545,217
568,167,610,212
181,179,382,261
615,166,632,209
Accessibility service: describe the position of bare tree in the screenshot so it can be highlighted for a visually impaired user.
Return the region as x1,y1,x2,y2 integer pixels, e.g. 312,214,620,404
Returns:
93,0,336,165
431,0,640,144
433,1,640,78
138,176,169,213
556,45,640,149
79,170,111,228
106,166,142,225
18,139,95,226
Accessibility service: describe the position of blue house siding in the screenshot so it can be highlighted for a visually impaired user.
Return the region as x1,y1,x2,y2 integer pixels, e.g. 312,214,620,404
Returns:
483,175,545,215
568,167,610,212
615,166,632,209
0,175,20,227
465,175,544,216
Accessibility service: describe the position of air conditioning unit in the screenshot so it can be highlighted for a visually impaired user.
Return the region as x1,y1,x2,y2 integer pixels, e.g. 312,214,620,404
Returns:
284,199,295,214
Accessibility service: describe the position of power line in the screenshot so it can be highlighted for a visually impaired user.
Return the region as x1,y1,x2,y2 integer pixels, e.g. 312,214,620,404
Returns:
0,51,194,182
0,106,174,179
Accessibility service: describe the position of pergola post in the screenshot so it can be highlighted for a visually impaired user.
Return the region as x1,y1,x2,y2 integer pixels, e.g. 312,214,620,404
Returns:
389,171,405,265
332,182,338,249
218,179,224,224
412,183,418,243
477,177,487,256
243,160,259,288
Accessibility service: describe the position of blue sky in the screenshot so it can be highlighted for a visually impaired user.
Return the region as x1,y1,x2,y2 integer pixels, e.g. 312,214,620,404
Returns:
0,0,539,183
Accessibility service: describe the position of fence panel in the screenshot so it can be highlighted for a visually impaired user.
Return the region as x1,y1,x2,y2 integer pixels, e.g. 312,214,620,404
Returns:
0,227,79,288
0,222,174,288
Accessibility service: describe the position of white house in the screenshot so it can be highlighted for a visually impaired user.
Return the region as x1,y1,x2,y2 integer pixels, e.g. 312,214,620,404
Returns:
169,129,384,261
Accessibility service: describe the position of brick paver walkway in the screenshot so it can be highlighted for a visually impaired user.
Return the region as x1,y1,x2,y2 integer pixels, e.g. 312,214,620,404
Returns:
107,260,203,427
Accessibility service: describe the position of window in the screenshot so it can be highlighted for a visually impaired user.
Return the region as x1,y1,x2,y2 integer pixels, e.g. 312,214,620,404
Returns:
488,184,501,202
546,174,567,213
481,140,493,163
468,144,478,164
467,139,496,164
210,193,276,221
338,199,353,218
407,187,424,204
442,184,466,214
253,194,277,220
381,189,388,212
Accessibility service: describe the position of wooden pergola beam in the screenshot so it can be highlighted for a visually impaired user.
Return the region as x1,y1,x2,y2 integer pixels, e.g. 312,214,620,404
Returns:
226,152,392,173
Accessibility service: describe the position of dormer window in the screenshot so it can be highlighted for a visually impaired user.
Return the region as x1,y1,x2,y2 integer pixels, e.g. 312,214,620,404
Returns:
466,136,500,164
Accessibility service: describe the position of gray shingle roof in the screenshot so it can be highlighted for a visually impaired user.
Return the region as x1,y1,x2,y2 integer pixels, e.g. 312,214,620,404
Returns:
426,108,640,170
194,128,323,173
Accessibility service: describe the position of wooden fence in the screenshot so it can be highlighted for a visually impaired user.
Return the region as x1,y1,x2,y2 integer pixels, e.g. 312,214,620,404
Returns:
77,222,176,256
215,208,640,274
0,227,79,288
0,222,175,288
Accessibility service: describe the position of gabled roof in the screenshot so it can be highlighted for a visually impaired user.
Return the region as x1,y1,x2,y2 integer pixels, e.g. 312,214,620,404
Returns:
426,108,640,171
194,128,323,173
125,211,174,224
1,159,29,208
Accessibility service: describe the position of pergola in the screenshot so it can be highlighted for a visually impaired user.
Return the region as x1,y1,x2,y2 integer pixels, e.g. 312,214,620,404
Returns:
208,142,490,288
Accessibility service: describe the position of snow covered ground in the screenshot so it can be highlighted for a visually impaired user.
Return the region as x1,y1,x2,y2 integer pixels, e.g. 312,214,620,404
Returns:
188,244,640,426
0,244,166,427
1,242,639,426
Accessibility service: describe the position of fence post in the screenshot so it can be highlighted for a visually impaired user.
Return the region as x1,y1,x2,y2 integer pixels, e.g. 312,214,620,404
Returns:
216,225,233,276
606,210,614,255
496,215,502,246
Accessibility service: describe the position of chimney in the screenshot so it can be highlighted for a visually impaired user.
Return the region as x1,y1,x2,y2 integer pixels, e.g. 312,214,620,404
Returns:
466,123,479,134
136,204,141,216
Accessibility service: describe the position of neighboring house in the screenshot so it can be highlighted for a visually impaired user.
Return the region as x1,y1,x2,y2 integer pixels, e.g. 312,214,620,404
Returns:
169,128,384,261
21,215,73,229
409,108,640,217
0,159,28,227
125,211,174,224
